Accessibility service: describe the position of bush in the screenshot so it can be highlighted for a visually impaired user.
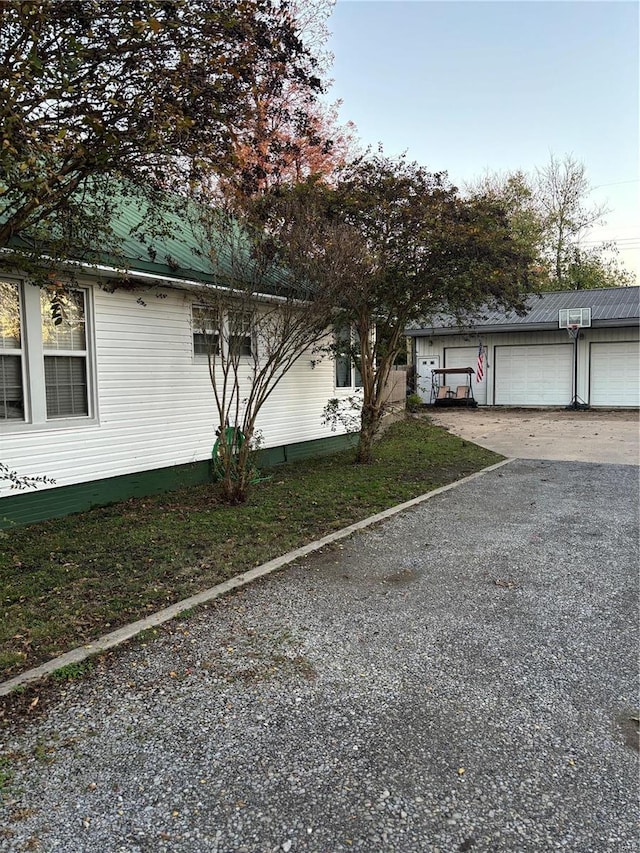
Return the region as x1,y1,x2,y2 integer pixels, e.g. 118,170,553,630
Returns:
406,393,423,413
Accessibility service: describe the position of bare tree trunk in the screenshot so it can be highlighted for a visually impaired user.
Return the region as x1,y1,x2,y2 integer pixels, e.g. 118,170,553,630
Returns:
354,327,398,464
356,402,381,464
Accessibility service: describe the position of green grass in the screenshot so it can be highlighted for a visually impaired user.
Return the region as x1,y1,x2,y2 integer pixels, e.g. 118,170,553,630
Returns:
50,661,95,682
0,756,13,796
0,419,501,679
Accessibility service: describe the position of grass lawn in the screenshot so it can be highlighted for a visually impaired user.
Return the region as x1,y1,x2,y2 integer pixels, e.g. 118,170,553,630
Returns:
0,418,501,679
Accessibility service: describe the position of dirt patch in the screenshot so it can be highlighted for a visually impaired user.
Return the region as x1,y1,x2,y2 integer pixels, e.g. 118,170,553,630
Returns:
615,710,640,752
382,567,419,585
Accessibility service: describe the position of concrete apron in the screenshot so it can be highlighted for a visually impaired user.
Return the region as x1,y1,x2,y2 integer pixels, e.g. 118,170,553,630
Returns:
426,408,640,465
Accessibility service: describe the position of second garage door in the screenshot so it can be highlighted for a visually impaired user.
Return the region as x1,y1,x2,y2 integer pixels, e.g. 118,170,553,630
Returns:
494,344,573,406
590,341,640,407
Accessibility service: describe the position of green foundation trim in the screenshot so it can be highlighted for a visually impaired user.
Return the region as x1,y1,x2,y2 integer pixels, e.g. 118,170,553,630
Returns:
1,432,359,528
258,432,358,466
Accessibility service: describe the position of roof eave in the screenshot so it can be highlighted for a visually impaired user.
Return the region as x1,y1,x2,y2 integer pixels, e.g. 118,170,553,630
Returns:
406,317,640,337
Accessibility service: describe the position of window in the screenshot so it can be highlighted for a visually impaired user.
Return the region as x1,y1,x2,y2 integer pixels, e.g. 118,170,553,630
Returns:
0,279,94,426
0,282,24,420
192,305,252,359
335,326,362,389
228,311,253,357
192,305,220,356
41,289,88,418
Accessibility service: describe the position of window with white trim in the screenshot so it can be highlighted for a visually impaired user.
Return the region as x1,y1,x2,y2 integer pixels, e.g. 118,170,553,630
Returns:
335,325,362,389
0,281,24,420
41,289,89,418
0,279,94,425
192,305,220,357
192,305,253,359
228,310,253,357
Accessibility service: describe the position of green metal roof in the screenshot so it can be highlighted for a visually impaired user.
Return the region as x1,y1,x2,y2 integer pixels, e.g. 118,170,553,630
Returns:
4,183,293,295
102,192,229,283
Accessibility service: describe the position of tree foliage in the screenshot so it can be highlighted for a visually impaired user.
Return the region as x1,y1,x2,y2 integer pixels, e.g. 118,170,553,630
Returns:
468,154,634,290
258,153,535,462
230,97,359,195
223,0,358,195
535,153,609,287
561,243,636,291
0,0,320,270
0,461,55,491
189,196,336,503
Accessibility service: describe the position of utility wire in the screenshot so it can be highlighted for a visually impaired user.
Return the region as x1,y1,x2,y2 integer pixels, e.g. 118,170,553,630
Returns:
591,179,640,189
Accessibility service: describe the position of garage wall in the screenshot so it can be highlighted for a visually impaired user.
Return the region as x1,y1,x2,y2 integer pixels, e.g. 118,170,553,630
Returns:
414,325,639,407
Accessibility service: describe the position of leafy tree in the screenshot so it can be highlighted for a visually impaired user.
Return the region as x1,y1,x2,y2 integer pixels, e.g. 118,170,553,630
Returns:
468,154,634,290
466,169,544,279
563,244,636,291
535,153,609,287
0,0,320,272
231,97,359,194
189,195,336,503
260,154,535,463
224,0,358,195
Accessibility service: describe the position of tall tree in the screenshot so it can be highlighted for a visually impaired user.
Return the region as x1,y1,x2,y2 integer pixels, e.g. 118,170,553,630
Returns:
224,0,358,195
0,0,320,270
231,97,358,194
466,169,544,276
467,154,633,290
259,155,535,463
535,153,609,287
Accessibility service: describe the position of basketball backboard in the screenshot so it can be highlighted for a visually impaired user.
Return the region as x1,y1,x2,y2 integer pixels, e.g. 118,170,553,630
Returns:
559,307,591,328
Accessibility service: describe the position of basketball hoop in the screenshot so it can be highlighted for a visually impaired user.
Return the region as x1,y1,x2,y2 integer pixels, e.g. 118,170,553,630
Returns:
567,323,580,340
557,308,590,409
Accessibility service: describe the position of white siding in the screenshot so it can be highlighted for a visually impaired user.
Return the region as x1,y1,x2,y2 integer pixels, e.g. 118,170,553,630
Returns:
0,285,347,497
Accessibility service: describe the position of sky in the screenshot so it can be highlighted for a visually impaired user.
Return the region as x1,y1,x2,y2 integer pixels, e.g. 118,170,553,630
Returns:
326,0,639,279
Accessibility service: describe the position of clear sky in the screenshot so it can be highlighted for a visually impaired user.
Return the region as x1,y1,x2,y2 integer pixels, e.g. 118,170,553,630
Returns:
326,0,639,278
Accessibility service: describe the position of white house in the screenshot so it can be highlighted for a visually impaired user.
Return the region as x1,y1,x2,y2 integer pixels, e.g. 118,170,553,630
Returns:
0,205,363,526
407,286,640,409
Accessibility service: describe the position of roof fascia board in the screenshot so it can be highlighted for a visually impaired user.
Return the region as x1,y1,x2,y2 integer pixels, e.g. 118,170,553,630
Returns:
407,318,639,337
90,263,304,307
2,250,299,307
407,323,556,336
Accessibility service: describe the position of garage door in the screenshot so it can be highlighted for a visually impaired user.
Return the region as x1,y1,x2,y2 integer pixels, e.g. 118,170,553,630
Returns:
590,341,640,407
495,344,573,406
444,346,486,404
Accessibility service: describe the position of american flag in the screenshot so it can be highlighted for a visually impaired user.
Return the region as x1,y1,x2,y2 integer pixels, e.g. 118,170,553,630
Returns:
476,344,484,383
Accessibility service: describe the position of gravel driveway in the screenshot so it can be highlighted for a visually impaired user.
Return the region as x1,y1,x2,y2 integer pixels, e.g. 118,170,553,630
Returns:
1,460,638,853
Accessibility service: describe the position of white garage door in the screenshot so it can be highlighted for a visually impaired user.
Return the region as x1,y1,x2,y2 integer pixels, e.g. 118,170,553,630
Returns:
590,341,640,407
495,344,573,406
444,346,486,404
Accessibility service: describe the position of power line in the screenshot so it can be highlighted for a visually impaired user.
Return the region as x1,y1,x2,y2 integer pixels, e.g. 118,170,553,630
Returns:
591,179,640,190
579,239,640,246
